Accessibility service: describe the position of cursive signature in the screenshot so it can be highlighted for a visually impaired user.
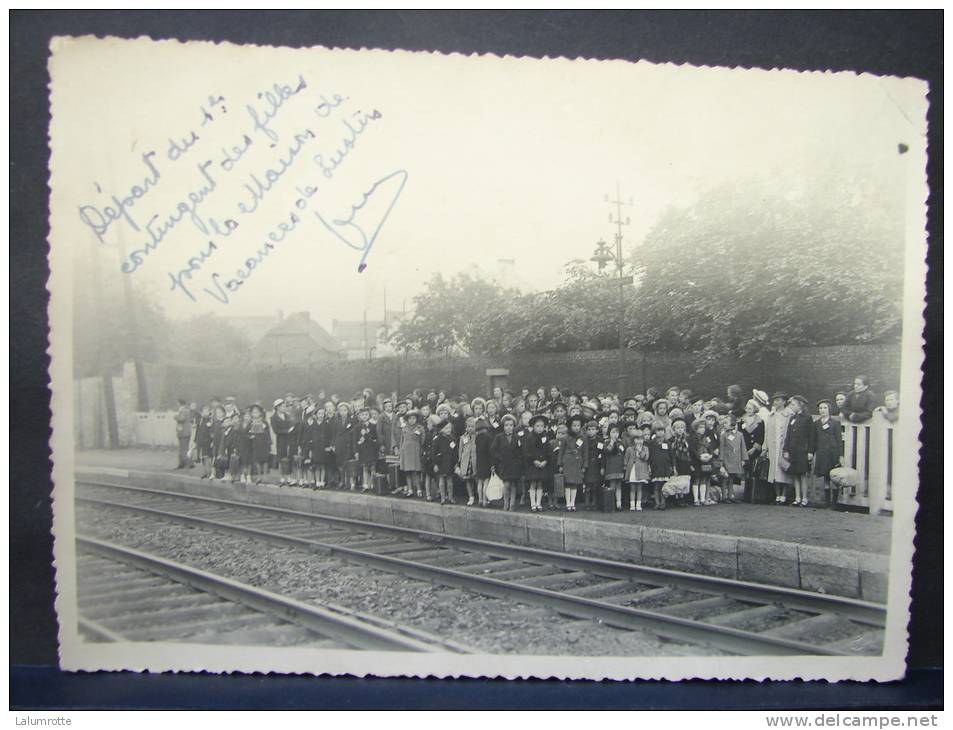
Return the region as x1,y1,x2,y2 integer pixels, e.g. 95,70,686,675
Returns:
314,169,408,272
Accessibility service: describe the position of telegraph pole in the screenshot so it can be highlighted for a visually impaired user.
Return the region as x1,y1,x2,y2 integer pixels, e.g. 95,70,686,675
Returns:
606,182,632,395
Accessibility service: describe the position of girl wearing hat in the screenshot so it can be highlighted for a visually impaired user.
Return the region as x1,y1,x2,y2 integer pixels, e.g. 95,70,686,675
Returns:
330,402,354,489
557,415,587,512
522,415,551,512
783,395,817,507
491,414,522,511
813,399,844,507
270,400,294,485
603,423,626,511
648,421,675,509
309,406,330,488
247,404,271,485
431,420,458,505
353,407,380,493
422,414,442,500
689,418,716,506
398,410,425,498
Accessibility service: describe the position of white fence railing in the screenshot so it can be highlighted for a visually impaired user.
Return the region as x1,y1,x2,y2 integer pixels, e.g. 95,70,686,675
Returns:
134,411,180,447
830,420,895,515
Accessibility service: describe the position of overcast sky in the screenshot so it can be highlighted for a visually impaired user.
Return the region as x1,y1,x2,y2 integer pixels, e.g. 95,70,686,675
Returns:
51,38,925,333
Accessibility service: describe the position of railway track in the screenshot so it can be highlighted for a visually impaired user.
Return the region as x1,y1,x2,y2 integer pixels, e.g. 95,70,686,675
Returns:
77,535,474,652
76,479,887,656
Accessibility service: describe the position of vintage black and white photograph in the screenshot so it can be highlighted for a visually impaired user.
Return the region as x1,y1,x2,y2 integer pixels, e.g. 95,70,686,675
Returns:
46,35,927,680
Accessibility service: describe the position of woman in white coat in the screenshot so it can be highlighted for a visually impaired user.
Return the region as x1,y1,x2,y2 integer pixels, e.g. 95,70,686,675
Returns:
763,391,795,504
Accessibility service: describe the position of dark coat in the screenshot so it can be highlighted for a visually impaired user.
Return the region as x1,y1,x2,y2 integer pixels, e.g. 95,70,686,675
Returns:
195,417,213,457
812,416,842,478
491,432,523,481
602,438,625,480
782,411,817,476
522,431,552,481
647,437,674,480
377,413,395,454
330,415,354,463
248,420,271,463
210,419,225,458
741,418,765,457
474,430,494,479
219,425,239,459
668,434,693,476
845,388,877,423
430,432,458,476
271,412,295,456
584,435,604,484
353,422,379,465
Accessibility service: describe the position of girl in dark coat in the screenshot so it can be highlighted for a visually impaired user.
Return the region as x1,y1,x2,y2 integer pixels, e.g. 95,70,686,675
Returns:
648,421,674,509
353,407,380,492
491,415,522,511
196,406,214,478
238,410,254,484
329,403,354,489
271,401,296,485
582,420,604,510
210,406,226,480
740,400,766,503
430,420,458,504
298,407,318,487
783,395,817,506
474,418,494,506
220,414,241,483
602,423,626,510
313,408,332,487
812,399,843,507
689,419,716,506
248,405,271,483
522,415,552,512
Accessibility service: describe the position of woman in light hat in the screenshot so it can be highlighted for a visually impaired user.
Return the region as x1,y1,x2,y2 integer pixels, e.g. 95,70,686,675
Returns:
741,400,766,503
764,391,795,503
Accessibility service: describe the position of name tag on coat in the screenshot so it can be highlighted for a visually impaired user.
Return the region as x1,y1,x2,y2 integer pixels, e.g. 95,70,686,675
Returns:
822,423,829,430
541,437,547,444
661,443,669,450
576,439,583,447
597,442,604,450
450,441,456,449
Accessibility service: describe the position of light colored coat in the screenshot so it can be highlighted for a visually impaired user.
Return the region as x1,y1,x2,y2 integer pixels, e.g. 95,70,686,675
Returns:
764,408,794,484
457,431,478,477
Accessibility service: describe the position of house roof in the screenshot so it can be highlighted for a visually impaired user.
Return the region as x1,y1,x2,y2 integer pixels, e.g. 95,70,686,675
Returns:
259,313,341,352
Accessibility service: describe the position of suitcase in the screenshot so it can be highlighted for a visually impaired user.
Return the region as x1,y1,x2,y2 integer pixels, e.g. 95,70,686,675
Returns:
387,463,403,492
600,485,616,513
373,473,388,496
228,453,240,477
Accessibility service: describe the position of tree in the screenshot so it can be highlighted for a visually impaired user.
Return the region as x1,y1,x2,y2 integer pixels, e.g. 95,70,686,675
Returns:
166,314,253,368
389,273,519,356
632,172,904,370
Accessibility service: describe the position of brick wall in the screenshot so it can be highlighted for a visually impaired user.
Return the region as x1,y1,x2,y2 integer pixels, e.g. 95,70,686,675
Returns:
252,343,902,405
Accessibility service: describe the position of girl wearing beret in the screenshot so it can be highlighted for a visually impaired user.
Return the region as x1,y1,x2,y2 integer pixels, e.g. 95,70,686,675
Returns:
582,420,604,510
474,418,494,506
431,420,458,505
689,418,717,506
812,400,843,507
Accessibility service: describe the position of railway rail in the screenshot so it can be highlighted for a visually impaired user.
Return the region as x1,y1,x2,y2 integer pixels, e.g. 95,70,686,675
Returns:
76,479,887,656
77,535,474,652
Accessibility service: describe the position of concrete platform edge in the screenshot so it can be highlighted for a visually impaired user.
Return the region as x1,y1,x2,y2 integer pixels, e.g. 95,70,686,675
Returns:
79,468,888,602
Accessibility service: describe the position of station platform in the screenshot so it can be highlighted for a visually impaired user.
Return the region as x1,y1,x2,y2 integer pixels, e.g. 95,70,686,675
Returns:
73,448,892,602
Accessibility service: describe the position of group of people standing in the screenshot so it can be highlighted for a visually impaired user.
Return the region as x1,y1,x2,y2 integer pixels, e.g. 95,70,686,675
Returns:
173,374,899,512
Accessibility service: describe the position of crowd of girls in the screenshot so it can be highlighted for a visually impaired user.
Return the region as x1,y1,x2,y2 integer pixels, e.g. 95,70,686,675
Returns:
174,375,898,511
